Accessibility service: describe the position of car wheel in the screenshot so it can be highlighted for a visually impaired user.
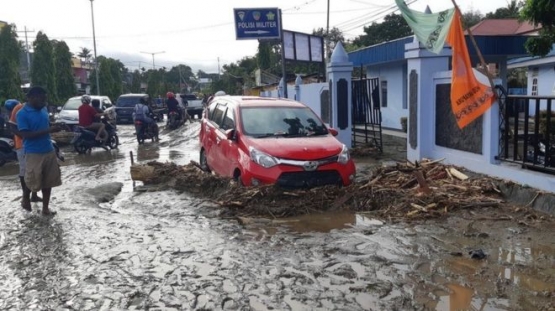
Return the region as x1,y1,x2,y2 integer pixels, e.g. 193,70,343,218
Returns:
199,149,210,172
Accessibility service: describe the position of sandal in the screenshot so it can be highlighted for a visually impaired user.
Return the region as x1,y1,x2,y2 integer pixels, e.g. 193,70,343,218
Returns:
42,210,57,217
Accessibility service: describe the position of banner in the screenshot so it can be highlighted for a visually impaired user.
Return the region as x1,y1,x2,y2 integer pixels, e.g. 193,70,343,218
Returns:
446,10,495,129
395,0,455,53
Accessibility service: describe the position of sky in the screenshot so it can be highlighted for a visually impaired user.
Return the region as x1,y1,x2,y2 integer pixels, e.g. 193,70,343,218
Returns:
2,0,512,74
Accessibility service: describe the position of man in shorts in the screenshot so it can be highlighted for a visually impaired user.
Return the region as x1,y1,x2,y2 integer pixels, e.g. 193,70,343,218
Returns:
13,86,62,215
7,99,42,208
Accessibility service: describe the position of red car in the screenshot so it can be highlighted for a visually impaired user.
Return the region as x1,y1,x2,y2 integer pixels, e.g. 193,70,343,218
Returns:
199,96,356,187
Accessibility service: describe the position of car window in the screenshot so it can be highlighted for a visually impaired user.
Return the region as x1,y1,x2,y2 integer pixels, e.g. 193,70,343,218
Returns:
116,97,141,107
240,107,327,137
206,101,218,120
221,107,235,131
210,104,226,127
63,98,82,110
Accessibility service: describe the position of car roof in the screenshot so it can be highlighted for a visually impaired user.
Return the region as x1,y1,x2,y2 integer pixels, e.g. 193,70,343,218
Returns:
69,95,110,100
216,96,306,108
118,93,148,98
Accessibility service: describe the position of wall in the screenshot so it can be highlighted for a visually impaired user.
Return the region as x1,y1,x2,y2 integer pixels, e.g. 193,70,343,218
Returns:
261,83,328,118
527,65,555,115
367,63,408,130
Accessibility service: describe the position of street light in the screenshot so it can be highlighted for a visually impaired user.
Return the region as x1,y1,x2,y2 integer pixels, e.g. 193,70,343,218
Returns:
89,0,100,95
140,51,165,70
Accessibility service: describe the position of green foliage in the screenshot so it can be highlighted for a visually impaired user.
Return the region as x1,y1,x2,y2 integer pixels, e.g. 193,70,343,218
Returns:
539,110,555,139
53,40,76,104
31,31,58,104
0,24,24,104
521,0,555,56
90,56,125,101
130,70,141,93
462,10,484,28
352,14,412,47
486,0,523,18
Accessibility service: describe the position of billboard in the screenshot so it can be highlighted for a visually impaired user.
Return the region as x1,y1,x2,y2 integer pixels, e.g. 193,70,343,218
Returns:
234,8,281,40
282,30,324,63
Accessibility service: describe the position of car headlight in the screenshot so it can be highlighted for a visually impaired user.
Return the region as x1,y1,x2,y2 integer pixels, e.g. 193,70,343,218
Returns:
337,144,350,164
249,147,278,168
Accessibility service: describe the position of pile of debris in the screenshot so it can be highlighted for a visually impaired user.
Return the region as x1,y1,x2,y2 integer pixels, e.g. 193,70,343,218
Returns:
130,159,508,219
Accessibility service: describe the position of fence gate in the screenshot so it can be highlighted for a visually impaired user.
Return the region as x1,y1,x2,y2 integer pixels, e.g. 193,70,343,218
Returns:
352,77,383,152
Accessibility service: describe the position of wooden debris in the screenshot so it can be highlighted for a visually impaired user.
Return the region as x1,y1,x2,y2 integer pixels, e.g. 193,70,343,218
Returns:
128,158,510,220
449,168,469,181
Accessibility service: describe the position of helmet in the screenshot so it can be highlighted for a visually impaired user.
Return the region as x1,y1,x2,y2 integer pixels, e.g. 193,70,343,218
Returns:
215,90,226,97
4,99,19,112
81,95,91,104
166,92,175,99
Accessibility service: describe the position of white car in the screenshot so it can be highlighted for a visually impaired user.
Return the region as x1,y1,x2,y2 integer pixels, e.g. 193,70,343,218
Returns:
57,95,113,126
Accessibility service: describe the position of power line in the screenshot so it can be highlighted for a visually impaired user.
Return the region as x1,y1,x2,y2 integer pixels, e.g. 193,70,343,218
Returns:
335,0,418,32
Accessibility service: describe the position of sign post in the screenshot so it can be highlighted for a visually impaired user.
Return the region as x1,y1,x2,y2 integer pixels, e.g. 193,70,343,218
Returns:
234,8,281,40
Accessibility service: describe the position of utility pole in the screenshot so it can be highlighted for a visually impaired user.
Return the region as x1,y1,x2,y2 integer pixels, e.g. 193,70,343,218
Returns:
217,57,221,79
17,27,35,83
140,51,165,70
326,0,331,62
90,0,100,95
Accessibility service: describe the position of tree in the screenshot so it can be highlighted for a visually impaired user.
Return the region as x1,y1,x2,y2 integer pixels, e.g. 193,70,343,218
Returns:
521,0,555,56
0,24,24,104
31,31,58,104
53,40,76,104
90,56,124,101
352,13,412,47
130,70,142,93
486,0,523,19
77,47,92,67
462,10,484,28
313,27,345,60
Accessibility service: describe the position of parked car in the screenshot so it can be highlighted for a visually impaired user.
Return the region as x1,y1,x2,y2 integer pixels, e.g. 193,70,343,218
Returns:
198,96,356,187
57,95,112,128
179,94,204,119
115,93,151,124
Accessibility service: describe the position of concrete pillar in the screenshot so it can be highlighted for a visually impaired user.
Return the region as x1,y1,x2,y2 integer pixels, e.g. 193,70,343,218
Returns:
327,42,354,147
294,75,302,101
405,38,450,161
278,78,285,98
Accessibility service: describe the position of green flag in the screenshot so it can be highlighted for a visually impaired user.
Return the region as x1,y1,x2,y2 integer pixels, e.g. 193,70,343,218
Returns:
395,0,455,54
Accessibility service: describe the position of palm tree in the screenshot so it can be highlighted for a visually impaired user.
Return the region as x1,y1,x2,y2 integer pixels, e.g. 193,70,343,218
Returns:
77,47,92,67
485,0,523,19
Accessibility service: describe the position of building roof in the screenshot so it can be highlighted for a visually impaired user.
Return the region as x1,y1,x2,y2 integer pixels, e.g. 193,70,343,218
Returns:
508,44,555,68
468,19,539,36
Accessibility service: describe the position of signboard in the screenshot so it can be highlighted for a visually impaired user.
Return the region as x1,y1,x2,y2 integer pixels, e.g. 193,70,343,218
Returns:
282,30,324,63
234,8,281,40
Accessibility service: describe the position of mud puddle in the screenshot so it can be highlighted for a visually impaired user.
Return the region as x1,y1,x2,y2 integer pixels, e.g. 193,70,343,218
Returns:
1,123,554,310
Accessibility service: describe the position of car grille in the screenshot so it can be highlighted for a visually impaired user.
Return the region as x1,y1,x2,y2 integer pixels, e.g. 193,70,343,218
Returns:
276,170,342,188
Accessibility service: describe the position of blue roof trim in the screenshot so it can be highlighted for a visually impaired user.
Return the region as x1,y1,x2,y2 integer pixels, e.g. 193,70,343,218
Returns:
508,43,555,65
349,37,413,66
348,35,530,66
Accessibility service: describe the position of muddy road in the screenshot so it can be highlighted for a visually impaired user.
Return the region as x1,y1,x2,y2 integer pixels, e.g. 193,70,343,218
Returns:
0,123,554,311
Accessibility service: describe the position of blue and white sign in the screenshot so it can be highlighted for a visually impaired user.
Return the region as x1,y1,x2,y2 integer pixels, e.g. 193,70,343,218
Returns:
234,8,281,40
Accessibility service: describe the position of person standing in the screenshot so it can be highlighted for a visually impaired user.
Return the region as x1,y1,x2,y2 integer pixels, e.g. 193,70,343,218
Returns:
13,86,62,215
6,99,42,209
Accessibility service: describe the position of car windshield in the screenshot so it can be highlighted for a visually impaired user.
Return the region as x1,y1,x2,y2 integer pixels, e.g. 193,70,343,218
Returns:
117,97,141,107
240,106,328,138
63,98,82,110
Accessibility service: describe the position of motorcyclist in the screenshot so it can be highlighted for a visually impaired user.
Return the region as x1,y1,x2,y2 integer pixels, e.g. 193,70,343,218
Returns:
134,97,156,131
91,99,104,123
165,92,182,121
78,95,108,143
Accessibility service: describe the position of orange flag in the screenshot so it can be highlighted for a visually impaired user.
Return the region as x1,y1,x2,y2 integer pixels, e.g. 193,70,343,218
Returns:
446,10,495,129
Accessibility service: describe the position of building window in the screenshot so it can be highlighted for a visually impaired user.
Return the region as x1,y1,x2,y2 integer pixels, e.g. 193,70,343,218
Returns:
381,80,388,108
531,78,538,96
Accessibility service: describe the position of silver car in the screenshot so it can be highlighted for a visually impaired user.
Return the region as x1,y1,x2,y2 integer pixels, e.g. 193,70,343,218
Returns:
57,95,112,126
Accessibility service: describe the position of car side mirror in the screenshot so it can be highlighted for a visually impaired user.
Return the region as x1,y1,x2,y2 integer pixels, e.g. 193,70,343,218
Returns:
57,106,62,112
328,128,339,136
225,129,236,141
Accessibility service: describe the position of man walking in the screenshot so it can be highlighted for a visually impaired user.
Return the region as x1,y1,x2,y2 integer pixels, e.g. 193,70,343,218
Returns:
13,86,62,215
6,99,42,208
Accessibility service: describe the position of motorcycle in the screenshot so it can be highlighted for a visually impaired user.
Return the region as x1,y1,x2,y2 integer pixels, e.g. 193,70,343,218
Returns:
71,114,119,154
0,137,17,167
166,110,185,130
135,114,159,144
0,136,64,167
526,139,555,167
152,108,165,123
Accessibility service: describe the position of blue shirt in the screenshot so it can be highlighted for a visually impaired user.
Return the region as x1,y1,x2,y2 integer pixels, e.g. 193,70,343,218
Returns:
16,105,53,154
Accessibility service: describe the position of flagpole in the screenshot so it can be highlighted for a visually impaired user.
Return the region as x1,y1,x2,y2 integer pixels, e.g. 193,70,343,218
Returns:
449,0,496,91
